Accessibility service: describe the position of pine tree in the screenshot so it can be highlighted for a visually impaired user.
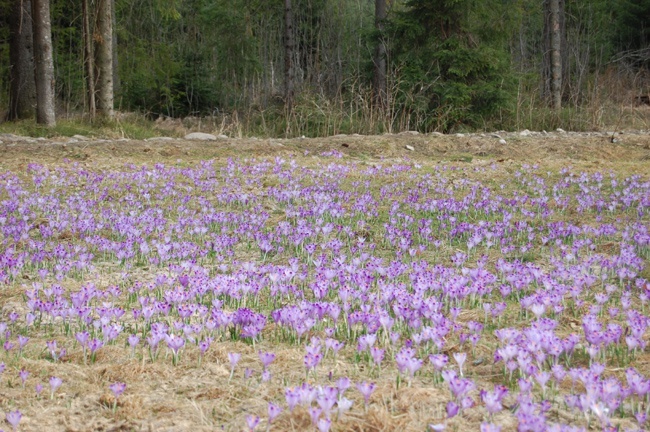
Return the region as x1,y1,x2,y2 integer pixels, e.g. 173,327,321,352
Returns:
389,0,515,131
614,0,650,66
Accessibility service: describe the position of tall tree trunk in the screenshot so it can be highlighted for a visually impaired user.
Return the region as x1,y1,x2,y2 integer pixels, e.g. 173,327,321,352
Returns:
96,0,114,117
543,0,564,111
373,0,387,110
82,0,96,118
284,0,294,110
31,0,56,126
111,0,120,99
8,0,37,120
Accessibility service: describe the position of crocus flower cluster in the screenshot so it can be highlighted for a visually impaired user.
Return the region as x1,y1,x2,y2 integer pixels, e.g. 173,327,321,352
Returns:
0,159,647,430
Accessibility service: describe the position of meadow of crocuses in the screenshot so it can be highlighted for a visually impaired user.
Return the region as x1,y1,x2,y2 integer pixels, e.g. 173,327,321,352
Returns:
0,151,649,432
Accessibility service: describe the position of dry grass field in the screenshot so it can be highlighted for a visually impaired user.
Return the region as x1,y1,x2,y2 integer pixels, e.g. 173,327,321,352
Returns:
0,131,649,432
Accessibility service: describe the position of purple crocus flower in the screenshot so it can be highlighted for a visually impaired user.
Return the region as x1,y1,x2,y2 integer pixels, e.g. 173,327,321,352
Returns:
460,396,475,410
481,385,508,415
89,338,104,358
110,382,126,398
405,356,423,379
316,393,336,415
166,334,185,353
5,409,21,432
245,414,260,431
356,381,375,409
446,401,459,418
267,402,282,423
453,352,467,376
480,423,501,432
298,382,317,406
128,334,140,350
535,367,550,387
337,377,351,395
17,335,29,351
590,401,610,428
448,377,475,400
337,396,353,418
228,352,240,381
109,381,126,411
258,351,275,369
228,352,241,369
304,353,322,374
49,376,62,399
370,346,385,366
178,274,189,288
75,331,89,347
308,406,322,426
429,354,448,371
317,417,331,432
18,368,29,388
46,340,58,360
285,387,300,412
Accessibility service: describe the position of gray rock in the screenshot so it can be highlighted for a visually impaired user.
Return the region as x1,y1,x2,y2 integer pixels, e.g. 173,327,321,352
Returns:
217,134,228,139
72,134,89,140
146,137,174,142
405,145,415,151
184,132,217,141
499,139,507,145
519,129,530,136
490,133,502,139
0,134,25,142
431,132,444,137
556,128,566,133
400,130,419,136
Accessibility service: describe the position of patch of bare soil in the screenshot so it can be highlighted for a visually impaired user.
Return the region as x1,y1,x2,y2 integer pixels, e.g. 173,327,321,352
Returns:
1,130,649,172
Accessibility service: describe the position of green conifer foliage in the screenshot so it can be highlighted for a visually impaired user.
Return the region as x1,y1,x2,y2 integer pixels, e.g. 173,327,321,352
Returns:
388,0,516,132
614,0,650,67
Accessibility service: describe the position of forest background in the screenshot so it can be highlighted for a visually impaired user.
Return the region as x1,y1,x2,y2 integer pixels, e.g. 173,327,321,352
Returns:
0,0,649,137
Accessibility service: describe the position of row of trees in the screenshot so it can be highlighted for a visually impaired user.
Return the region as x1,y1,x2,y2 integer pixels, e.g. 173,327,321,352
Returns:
5,0,115,126
1,0,649,132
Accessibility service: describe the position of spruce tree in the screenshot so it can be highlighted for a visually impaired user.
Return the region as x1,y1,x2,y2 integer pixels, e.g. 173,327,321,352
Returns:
614,0,650,67
389,0,515,132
